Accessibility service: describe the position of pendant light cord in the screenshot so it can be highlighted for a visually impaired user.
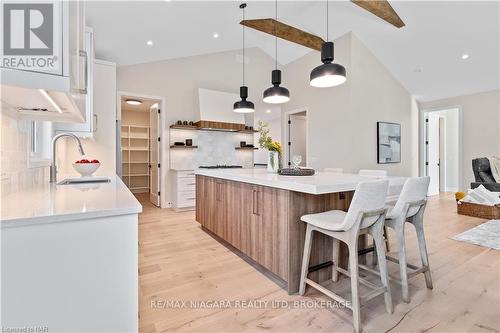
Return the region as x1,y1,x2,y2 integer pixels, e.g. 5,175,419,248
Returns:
275,0,278,70
242,4,246,85
326,0,329,42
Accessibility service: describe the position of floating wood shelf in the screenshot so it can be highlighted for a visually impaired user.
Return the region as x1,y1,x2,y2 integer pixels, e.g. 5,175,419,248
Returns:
235,147,258,150
170,124,256,134
170,145,198,149
170,125,199,130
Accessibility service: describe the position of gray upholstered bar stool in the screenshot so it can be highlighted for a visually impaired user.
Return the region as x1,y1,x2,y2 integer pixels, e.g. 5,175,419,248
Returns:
299,180,393,333
381,176,432,303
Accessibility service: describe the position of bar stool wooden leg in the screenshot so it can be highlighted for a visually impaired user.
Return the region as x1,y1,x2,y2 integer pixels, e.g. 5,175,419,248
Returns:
348,241,361,333
332,238,340,282
370,227,389,267
413,218,433,289
373,226,393,314
395,223,410,303
299,225,313,296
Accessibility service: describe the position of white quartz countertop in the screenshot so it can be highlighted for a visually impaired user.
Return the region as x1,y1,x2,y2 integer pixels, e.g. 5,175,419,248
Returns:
195,168,406,195
1,175,142,228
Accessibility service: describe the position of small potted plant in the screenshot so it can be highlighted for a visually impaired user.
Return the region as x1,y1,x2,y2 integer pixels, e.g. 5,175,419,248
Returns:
257,121,282,172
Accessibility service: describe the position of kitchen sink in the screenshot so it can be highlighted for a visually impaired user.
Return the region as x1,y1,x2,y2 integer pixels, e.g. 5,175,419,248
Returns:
57,176,111,185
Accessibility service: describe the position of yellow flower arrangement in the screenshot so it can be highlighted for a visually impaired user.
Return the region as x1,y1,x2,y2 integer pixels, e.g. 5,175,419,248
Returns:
257,121,283,169
268,141,282,154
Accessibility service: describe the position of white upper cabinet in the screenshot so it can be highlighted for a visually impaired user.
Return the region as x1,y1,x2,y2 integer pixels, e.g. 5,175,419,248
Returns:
67,0,87,96
55,27,95,136
0,0,88,123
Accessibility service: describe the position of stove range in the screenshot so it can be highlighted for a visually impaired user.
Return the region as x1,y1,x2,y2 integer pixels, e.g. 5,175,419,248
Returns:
199,165,243,169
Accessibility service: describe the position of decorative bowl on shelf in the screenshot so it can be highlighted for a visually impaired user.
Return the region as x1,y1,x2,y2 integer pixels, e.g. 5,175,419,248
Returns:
73,159,100,177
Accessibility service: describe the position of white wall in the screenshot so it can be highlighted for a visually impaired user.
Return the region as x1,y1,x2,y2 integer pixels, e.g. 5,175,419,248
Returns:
419,90,500,189
282,32,417,177
117,48,276,206
0,113,49,195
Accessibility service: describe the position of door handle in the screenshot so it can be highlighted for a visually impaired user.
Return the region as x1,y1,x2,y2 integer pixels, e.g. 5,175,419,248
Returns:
79,50,88,94
252,189,260,215
216,182,222,202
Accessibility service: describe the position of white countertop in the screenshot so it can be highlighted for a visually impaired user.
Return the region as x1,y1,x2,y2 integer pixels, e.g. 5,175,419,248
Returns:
195,168,406,195
1,175,142,228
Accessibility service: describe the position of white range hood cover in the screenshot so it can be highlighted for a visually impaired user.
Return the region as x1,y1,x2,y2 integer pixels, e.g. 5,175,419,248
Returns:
197,88,245,124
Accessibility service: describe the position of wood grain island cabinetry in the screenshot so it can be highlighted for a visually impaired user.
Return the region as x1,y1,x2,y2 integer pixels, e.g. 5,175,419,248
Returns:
196,174,356,294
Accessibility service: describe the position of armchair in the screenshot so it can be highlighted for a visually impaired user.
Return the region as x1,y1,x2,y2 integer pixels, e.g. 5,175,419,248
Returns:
471,158,500,192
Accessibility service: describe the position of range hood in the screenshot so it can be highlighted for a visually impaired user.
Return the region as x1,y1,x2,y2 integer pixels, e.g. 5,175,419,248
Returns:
197,88,247,131
1,84,84,123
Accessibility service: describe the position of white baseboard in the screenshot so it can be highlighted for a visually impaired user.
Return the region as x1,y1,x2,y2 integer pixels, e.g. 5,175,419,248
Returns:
445,187,459,192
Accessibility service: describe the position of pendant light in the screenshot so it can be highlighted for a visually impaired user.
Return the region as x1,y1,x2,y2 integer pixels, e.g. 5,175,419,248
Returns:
310,0,347,88
263,0,290,104
234,3,255,113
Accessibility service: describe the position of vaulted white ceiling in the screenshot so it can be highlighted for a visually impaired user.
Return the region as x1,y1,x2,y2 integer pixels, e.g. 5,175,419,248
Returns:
86,1,499,102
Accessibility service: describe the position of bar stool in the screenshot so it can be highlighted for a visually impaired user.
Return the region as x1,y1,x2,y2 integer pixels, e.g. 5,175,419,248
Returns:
358,169,391,257
383,176,432,303
299,180,392,333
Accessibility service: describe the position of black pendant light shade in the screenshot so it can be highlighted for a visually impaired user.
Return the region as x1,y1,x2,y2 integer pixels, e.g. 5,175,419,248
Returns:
233,86,255,113
263,0,290,104
234,3,255,113
310,0,347,88
263,70,290,104
310,42,346,88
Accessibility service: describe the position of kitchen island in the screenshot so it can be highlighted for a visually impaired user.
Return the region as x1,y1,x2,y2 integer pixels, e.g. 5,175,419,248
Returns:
195,168,405,294
1,175,142,333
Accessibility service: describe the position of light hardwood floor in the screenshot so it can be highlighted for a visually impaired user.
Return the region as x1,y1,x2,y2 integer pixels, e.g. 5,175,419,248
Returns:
137,193,500,333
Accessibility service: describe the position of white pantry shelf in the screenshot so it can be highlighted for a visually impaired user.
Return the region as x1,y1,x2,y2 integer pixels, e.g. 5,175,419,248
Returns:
121,122,150,193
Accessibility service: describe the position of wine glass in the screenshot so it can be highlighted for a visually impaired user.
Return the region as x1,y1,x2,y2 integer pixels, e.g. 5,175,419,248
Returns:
292,155,302,169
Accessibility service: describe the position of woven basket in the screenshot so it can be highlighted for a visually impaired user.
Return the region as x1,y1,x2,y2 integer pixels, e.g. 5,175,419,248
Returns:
278,168,315,176
457,201,500,219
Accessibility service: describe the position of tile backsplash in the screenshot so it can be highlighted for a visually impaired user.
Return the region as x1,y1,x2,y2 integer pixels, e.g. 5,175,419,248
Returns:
0,113,49,195
169,129,255,170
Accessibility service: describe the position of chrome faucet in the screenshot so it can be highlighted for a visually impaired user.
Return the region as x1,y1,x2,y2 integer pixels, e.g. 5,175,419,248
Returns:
50,133,85,183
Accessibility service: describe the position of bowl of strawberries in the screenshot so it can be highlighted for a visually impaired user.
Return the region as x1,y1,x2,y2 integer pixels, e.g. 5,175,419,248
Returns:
73,159,100,177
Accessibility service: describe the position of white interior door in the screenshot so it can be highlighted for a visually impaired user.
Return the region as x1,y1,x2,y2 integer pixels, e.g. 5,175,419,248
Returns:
149,105,160,207
439,117,446,191
288,112,307,167
427,114,440,196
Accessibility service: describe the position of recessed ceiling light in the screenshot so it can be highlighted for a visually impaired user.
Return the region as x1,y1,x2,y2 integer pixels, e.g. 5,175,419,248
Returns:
213,33,219,39
462,54,469,60
146,40,153,46
126,99,142,105
266,109,271,113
